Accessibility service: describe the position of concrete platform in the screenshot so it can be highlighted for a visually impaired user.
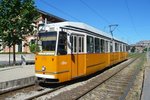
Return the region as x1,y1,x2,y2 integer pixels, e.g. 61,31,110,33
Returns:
0,54,35,62
0,65,36,94
141,67,150,100
0,54,35,66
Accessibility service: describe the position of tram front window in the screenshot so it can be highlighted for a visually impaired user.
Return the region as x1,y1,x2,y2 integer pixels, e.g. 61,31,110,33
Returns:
42,41,56,51
57,32,67,55
39,32,57,54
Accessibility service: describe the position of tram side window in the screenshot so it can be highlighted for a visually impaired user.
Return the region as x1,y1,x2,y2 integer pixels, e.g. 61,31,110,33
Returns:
74,36,77,52
110,42,113,52
79,37,82,52
87,36,94,53
124,45,127,52
117,43,119,52
100,39,105,53
95,38,100,53
82,37,84,52
105,41,108,53
115,43,117,52
79,37,84,53
115,43,119,52
126,45,128,52
120,44,122,52
123,45,125,52
57,32,67,55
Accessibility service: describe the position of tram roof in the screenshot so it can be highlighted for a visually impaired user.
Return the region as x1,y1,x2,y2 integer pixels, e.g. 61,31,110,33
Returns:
46,22,127,44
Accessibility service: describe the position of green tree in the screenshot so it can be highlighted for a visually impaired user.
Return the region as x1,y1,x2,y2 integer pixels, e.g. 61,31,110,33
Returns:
0,0,39,65
143,47,150,52
131,46,136,52
29,39,40,53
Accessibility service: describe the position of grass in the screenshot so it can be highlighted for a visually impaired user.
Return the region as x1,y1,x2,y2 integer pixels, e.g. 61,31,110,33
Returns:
0,65,4,68
128,52,145,58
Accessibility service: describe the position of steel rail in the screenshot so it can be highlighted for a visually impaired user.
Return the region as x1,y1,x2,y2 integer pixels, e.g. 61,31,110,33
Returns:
0,55,141,99
74,56,141,100
119,54,145,100
0,83,35,95
25,85,65,100
25,58,138,100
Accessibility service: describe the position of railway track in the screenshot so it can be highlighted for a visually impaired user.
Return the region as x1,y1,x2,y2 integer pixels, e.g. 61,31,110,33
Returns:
0,82,66,100
78,56,144,100
0,55,143,100
46,55,144,100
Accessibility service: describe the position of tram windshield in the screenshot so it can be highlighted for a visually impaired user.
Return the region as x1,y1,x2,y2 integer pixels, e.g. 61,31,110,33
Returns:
39,31,57,54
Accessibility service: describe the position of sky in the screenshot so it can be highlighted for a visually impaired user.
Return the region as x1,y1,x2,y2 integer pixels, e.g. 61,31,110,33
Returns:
35,0,150,44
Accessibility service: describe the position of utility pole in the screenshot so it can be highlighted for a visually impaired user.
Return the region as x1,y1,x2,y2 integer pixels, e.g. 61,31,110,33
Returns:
147,43,149,63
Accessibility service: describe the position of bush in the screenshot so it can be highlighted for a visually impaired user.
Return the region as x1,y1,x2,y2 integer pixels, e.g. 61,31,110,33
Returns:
29,44,40,53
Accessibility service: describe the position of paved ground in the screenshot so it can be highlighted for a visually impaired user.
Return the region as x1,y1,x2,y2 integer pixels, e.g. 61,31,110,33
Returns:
1,53,150,99
0,65,36,93
142,52,150,100
142,67,150,100
0,65,35,83
0,54,35,66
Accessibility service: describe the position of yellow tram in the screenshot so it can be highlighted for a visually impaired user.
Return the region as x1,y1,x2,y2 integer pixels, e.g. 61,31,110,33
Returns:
35,22,128,83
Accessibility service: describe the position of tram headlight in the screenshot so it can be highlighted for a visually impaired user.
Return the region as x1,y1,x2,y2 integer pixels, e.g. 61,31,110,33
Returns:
42,66,46,71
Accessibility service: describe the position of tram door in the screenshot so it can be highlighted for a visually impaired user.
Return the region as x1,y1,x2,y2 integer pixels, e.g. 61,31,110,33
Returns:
71,34,84,78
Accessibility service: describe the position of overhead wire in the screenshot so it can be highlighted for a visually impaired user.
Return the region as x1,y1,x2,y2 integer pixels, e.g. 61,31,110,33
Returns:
124,0,142,38
39,0,130,43
79,0,111,24
41,0,81,22
116,28,131,43
80,0,130,43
